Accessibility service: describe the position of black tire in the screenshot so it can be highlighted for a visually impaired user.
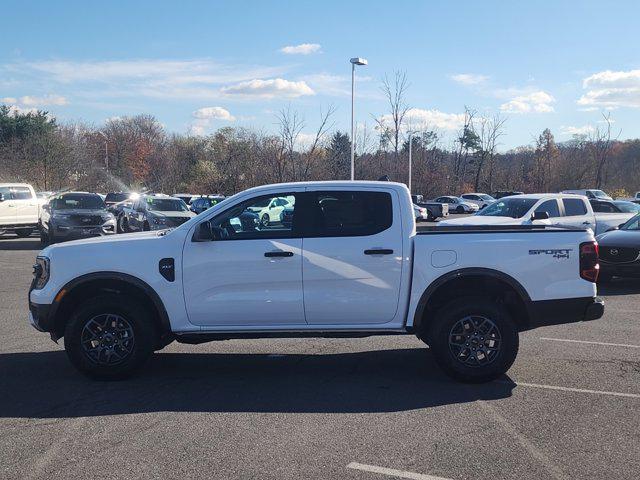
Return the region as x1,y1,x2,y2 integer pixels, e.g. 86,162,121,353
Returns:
15,228,33,238
143,221,150,231
455,206,465,214
426,297,519,383
64,294,156,379
427,212,435,222
121,216,130,233
261,213,270,227
39,227,49,246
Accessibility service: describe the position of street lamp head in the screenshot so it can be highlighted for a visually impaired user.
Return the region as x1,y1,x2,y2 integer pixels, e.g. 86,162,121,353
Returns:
350,57,368,66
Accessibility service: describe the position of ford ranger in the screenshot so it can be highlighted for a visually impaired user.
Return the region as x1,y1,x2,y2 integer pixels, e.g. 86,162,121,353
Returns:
29,181,604,383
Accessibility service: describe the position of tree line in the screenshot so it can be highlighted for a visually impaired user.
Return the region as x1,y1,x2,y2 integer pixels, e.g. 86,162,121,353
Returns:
1,95,638,199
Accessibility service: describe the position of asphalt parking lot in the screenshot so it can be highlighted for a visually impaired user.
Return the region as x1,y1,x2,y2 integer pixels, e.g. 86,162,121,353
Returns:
1,231,639,480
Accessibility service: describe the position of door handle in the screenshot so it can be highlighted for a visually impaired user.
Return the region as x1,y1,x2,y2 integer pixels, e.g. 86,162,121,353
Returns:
264,251,294,258
582,221,592,225
364,249,394,255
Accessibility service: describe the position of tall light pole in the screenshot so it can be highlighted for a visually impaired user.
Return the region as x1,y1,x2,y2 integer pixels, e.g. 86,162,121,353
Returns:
98,131,109,172
350,57,367,180
407,130,417,193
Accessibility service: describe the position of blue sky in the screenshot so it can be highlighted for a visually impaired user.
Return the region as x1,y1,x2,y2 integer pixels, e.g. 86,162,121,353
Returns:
2,0,639,149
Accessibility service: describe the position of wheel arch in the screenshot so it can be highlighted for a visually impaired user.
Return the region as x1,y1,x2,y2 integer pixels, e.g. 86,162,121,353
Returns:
413,268,532,336
50,272,172,345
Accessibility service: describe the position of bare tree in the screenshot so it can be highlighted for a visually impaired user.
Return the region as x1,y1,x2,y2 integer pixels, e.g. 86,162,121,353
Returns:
377,71,410,176
473,113,507,191
590,112,619,188
275,105,305,182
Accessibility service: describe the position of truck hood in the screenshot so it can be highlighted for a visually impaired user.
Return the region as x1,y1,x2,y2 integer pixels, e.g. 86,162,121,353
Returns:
439,215,526,226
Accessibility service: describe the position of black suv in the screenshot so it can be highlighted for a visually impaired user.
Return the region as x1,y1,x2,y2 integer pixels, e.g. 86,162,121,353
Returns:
189,195,226,215
39,192,116,245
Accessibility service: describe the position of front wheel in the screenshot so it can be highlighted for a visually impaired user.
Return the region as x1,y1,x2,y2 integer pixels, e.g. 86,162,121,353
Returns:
64,294,156,379
261,213,270,227
426,297,519,383
455,206,465,214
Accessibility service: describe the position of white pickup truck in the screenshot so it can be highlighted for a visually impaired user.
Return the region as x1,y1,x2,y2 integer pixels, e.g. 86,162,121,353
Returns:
0,183,41,237
440,193,636,235
29,181,604,383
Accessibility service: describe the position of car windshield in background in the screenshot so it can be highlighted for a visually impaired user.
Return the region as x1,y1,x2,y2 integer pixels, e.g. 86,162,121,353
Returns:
593,190,609,199
51,194,105,210
614,201,640,213
622,214,640,230
105,192,130,203
147,198,188,212
477,198,537,218
479,194,495,201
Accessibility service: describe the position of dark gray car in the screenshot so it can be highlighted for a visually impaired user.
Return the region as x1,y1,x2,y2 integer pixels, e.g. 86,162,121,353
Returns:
120,194,195,232
596,214,640,282
39,192,116,245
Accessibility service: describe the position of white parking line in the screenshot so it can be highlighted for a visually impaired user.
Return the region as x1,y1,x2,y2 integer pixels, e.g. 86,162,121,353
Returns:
540,337,640,349
502,381,640,399
347,462,452,480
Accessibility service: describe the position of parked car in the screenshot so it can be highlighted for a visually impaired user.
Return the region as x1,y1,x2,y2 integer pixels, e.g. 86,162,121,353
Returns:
104,192,134,207
616,192,640,204
189,195,226,215
39,192,116,245
440,193,636,235
561,189,613,201
460,193,496,209
590,199,640,214
245,195,294,227
411,194,449,220
173,193,197,205
0,183,40,237
432,196,480,214
29,181,604,383
107,199,135,233
493,190,524,199
596,213,640,282
120,194,195,232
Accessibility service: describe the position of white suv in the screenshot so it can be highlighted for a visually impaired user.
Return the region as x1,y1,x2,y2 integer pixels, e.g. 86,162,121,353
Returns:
0,183,40,237
460,193,496,209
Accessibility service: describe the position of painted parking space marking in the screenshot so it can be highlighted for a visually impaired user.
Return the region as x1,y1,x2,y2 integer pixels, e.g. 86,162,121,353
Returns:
347,462,453,480
500,380,640,399
540,337,640,349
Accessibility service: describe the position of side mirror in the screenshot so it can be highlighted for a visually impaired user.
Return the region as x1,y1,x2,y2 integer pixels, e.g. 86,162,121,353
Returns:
531,211,550,221
192,221,214,242
0,193,5,202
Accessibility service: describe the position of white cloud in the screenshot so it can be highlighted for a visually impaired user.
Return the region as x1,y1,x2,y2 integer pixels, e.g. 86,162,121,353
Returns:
560,125,595,136
192,106,235,121
221,78,315,98
280,43,321,55
18,94,67,106
1,97,17,104
500,91,555,113
3,105,38,116
578,69,640,109
451,73,488,85
190,106,235,136
378,108,465,132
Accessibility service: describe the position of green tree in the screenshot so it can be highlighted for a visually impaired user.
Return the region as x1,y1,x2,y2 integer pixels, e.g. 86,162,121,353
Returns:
327,131,351,180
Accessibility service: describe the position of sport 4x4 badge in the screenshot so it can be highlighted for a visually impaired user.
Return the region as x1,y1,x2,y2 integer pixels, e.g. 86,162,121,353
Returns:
529,249,572,259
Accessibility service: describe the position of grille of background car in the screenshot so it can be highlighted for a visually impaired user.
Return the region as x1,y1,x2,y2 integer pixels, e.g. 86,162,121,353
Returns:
599,246,639,263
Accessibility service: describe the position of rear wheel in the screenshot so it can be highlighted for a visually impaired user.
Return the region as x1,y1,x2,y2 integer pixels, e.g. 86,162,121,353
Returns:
15,228,33,238
455,206,465,214
143,221,150,231
64,294,156,379
39,227,49,246
425,297,519,383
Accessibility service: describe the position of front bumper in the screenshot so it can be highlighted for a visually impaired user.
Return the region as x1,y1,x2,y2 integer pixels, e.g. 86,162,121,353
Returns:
29,301,53,332
54,223,116,240
600,261,640,278
525,296,604,330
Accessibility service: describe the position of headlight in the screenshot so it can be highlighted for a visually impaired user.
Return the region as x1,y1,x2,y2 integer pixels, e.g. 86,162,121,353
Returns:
102,214,115,222
33,256,50,290
153,217,167,225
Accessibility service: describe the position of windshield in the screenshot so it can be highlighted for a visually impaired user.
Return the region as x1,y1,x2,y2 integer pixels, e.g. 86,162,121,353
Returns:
477,197,538,218
105,192,130,203
51,194,105,210
147,198,189,212
593,190,609,199
621,214,640,230
613,201,640,213
479,194,495,201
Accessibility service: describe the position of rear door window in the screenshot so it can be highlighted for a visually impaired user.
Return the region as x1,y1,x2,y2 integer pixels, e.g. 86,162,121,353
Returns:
563,198,588,216
535,200,561,218
305,191,392,237
11,187,32,200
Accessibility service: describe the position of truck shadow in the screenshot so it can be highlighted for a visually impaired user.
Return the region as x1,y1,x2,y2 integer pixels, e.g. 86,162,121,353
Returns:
0,348,515,418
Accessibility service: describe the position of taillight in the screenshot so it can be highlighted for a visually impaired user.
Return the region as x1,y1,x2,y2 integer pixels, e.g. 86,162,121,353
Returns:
579,241,599,282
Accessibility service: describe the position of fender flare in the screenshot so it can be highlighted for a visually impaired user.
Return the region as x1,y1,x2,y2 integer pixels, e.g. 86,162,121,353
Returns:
51,271,172,335
412,267,532,330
